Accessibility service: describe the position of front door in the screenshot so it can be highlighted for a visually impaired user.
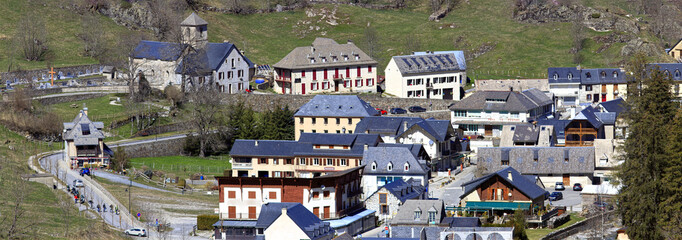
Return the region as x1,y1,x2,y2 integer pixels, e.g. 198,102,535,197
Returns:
563,174,570,186
228,206,236,219
484,125,493,136
323,206,330,219
334,80,339,92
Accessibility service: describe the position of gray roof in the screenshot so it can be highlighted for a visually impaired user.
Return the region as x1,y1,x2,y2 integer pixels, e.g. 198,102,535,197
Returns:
392,52,465,75
273,37,378,70
366,178,425,203
536,119,570,140
363,147,427,176
391,226,447,240
648,63,682,81
391,200,445,226
548,67,582,84
230,133,383,158
574,105,618,129
477,147,595,174
598,98,626,113
461,166,548,200
449,88,552,112
63,111,105,145
213,220,257,227
355,116,454,142
181,12,208,26
294,95,379,117
441,217,481,227
256,202,333,240
176,42,254,75
376,143,430,161
547,67,626,84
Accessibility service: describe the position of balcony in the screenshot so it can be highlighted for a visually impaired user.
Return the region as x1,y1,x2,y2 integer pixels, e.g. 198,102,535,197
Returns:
565,128,598,136
565,140,594,146
275,77,291,82
232,162,252,169
223,213,258,220
313,203,365,220
76,149,99,157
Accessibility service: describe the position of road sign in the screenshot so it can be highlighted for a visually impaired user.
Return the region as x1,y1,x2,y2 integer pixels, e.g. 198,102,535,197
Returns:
137,212,141,217
385,226,389,231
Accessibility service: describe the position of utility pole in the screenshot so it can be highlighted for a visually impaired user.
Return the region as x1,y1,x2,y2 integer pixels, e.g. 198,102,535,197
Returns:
129,177,132,215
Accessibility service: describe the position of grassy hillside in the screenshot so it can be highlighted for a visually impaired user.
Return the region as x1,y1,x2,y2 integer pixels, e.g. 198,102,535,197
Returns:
0,0,663,80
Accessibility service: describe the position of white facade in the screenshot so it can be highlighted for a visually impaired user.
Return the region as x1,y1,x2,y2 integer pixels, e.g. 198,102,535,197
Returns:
214,49,252,93
133,58,180,90
273,65,377,95
384,58,464,100
362,175,427,200
549,83,580,107
396,128,450,161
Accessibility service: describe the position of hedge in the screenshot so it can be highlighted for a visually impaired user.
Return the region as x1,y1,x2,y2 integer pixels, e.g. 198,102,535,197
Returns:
197,214,219,230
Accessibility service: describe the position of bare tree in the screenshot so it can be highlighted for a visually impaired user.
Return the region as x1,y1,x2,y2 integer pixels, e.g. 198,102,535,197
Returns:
187,81,223,157
15,15,49,61
148,0,187,41
101,31,146,100
164,85,184,108
571,14,585,64
363,26,381,60
79,14,106,60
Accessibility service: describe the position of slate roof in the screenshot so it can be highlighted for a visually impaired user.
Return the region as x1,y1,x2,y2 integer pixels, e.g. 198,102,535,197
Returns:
363,147,428,176
391,226,447,240
230,133,386,158
63,110,105,145
133,41,184,61
414,51,467,70
213,220,257,227
441,217,481,227
376,143,427,160
461,166,548,201
477,147,595,174
648,63,682,81
548,67,582,84
574,105,618,129
176,42,255,75
548,67,626,84
294,95,379,117
273,38,377,70
392,52,465,75
355,116,453,142
511,124,541,143
181,12,208,26
256,202,333,240
449,88,552,112
536,119,570,140
392,200,445,225
366,178,425,203
598,98,626,113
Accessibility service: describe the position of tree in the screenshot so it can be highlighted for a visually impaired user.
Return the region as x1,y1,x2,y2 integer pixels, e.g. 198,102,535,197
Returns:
111,147,130,172
660,110,682,238
571,12,584,64
100,31,146,100
511,209,528,240
164,85,184,108
188,83,223,157
261,105,294,140
79,14,106,60
148,0,186,41
363,26,381,60
0,169,37,239
616,53,676,240
15,15,49,61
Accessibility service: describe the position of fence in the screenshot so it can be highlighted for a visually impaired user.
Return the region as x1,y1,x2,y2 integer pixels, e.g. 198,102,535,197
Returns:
132,162,226,176
541,210,616,240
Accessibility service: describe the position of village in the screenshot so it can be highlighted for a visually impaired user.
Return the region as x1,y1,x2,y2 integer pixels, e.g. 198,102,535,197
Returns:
2,1,681,240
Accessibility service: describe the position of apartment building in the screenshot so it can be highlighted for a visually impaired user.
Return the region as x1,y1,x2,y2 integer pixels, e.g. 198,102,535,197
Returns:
273,38,378,95
294,95,379,140
547,67,626,108
384,51,466,100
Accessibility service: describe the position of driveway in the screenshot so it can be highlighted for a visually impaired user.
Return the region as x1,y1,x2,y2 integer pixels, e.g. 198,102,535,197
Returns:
545,187,583,212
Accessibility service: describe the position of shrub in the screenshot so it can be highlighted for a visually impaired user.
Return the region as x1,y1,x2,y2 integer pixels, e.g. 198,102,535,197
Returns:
120,0,132,9
197,215,219,230
177,178,186,188
223,169,232,177
591,13,601,18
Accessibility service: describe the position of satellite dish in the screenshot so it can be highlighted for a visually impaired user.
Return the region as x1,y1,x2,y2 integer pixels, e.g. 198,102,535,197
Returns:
321,185,326,190
429,140,434,146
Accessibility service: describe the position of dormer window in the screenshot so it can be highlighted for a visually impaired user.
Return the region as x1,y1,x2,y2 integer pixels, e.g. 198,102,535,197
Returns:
321,57,327,63
414,209,421,220
553,73,558,81
355,55,359,60
404,163,410,171
600,71,606,79
387,162,393,171
428,210,437,223
586,72,591,79
310,58,315,63
371,162,377,171
567,73,573,80
344,56,348,61
612,71,618,78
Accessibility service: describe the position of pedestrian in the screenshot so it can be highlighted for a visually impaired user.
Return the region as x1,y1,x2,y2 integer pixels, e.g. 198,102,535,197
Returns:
110,204,113,213
115,206,119,215
97,204,100,212
103,204,107,212
74,195,78,204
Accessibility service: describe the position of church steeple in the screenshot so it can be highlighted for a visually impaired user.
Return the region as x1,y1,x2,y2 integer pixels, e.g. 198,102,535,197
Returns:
180,13,208,49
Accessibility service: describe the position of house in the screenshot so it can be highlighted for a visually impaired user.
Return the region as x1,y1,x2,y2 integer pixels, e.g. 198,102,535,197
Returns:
449,88,554,137
666,39,682,61
365,178,426,222
646,63,682,98
384,51,466,100
547,67,626,108
459,167,548,214
499,123,555,147
477,147,595,187
355,116,462,171
294,95,380,140
391,199,446,226
63,108,111,169
273,38,378,95
217,166,364,221
362,147,429,199
229,133,382,178
132,13,254,92
564,104,619,146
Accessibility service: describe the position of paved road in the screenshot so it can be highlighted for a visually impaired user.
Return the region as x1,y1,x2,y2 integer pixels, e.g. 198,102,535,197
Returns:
545,187,583,212
90,169,173,193
429,166,476,206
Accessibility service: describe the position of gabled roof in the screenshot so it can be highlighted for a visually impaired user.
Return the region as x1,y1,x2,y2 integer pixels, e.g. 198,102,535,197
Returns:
548,67,582,84
580,68,626,84
366,178,425,203
256,202,333,240
181,12,208,26
598,98,626,113
294,95,379,117
63,110,105,145
477,147,595,175
355,116,453,142
574,105,618,129
298,132,380,146
648,63,682,81
391,199,445,225
413,51,466,70
441,217,481,227
133,41,185,61
273,37,377,70
363,147,427,176
511,124,541,143
230,140,302,157
176,42,255,75
391,52,465,75
449,88,552,112
230,133,384,158
376,143,429,161
536,119,570,139
461,166,547,200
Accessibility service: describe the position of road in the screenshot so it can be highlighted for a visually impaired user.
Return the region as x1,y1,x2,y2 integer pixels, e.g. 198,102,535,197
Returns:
429,166,476,206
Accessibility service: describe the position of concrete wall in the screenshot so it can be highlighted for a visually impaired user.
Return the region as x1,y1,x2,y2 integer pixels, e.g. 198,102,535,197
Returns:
475,79,549,92
111,137,185,159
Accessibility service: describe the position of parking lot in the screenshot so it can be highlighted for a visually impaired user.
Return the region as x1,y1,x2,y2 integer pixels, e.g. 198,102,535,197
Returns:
544,186,583,212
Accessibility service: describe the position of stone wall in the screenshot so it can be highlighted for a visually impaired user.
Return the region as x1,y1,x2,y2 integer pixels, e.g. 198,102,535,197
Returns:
475,79,549,92
1,64,105,84
112,137,186,159
541,211,616,240
35,93,108,105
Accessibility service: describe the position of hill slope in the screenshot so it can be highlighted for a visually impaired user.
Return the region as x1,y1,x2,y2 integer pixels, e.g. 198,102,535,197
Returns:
0,0,669,80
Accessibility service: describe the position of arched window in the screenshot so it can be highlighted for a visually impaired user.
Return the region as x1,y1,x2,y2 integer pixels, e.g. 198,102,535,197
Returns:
404,163,410,171
387,162,393,171
371,162,377,171
567,73,573,80
612,71,618,78
600,71,606,78
665,70,671,77
552,73,558,80
675,70,681,79
586,72,591,79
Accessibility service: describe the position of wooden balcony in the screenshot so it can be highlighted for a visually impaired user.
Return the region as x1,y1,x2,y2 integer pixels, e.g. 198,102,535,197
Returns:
565,140,594,146
565,128,598,136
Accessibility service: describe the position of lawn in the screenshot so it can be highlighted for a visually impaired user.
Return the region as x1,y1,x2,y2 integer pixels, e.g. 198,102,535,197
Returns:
129,155,232,180
526,213,587,240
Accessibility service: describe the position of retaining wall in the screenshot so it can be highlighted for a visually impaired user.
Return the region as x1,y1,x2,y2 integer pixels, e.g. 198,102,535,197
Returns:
541,211,616,240
36,93,108,105
112,137,186,159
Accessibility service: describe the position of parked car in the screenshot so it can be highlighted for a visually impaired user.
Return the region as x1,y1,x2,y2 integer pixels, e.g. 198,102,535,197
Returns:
125,228,147,237
549,192,563,201
573,183,583,191
554,182,565,191
593,201,614,211
73,179,84,188
390,108,407,114
408,106,427,113
375,108,388,115
79,168,90,176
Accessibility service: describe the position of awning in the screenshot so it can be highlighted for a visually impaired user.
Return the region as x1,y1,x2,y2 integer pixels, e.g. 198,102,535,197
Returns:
324,209,375,229
463,201,532,211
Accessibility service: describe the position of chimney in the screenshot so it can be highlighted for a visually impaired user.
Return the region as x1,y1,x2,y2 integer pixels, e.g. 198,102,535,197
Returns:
83,107,88,116
364,144,368,151
281,207,287,215
508,170,513,181
255,140,259,147
223,40,230,43
311,46,315,53
403,121,408,131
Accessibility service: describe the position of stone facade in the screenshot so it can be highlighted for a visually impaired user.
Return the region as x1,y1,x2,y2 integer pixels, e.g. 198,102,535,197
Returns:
365,187,402,222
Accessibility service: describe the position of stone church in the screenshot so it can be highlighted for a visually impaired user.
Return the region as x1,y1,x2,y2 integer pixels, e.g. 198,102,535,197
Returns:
132,13,254,93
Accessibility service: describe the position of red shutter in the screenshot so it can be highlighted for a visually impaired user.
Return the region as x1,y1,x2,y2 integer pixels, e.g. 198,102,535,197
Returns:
368,66,372,72
313,70,317,81
311,83,314,90
346,67,350,77
317,82,320,90
335,68,339,78
357,66,361,77
302,70,306,77
324,69,328,79
366,79,369,86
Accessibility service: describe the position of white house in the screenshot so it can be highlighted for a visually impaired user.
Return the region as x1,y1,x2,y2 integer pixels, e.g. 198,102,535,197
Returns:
384,51,466,100
361,147,429,200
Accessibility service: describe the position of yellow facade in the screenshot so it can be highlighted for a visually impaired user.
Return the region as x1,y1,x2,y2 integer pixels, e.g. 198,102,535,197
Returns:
231,155,361,178
295,116,362,140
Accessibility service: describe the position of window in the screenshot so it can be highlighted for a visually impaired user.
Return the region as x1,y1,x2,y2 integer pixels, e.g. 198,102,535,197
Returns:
368,66,373,72
366,78,374,86
323,191,330,198
299,158,306,165
313,191,320,199
299,117,304,124
228,191,236,199
567,73,573,80
312,118,317,124
286,159,293,165
586,72,591,79
273,171,281,177
260,158,268,164
404,163,410,171
348,118,352,124
355,79,362,87
273,158,279,165
613,71,618,78
600,71,606,78
371,162,377,171
336,118,340,124
414,210,421,220
327,158,333,166
387,162,393,171
428,211,436,223
502,160,509,165
586,85,592,91
348,130,352,134
302,70,306,77
453,110,467,117
248,191,256,199
323,118,328,125
340,159,347,166
381,205,389,215
313,158,320,165
357,66,361,77
587,94,592,101
511,112,519,118
553,73,558,80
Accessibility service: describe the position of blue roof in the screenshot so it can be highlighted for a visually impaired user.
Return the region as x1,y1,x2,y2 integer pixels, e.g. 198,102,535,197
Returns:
294,95,379,117
256,203,333,239
548,67,581,84
441,217,481,227
647,63,682,81
599,98,626,113
547,67,626,84
133,41,184,61
536,119,570,140
355,116,453,142
363,147,428,176
298,132,378,146
574,105,617,129
461,166,547,200
176,42,254,75
230,140,303,157
366,178,425,203
324,209,375,229
376,143,426,160
230,133,383,158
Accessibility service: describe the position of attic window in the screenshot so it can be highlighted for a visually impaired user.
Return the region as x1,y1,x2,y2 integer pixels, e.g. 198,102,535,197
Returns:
404,163,410,171
414,210,421,220
612,71,618,78
387,162,393,171
541,126,546,131
344,56,348,61
355,55,359,60
81,124,90,135
567,73,573,80
586,72,591,79
310,59,316,63
600,71,606,79
371,162,377,171
321,57,327,63
553,73,558,81
510,126,515,131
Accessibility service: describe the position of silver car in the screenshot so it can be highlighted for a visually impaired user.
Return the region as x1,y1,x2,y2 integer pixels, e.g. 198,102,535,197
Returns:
73,179,84,188
125,228,147,237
